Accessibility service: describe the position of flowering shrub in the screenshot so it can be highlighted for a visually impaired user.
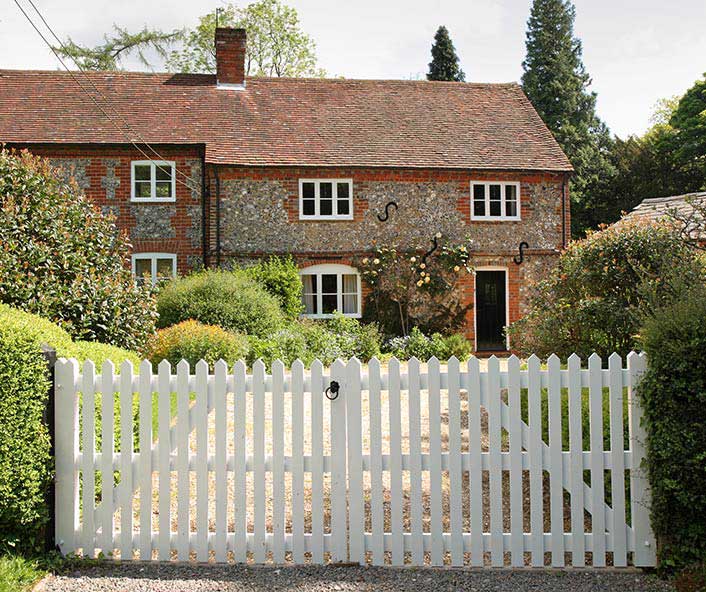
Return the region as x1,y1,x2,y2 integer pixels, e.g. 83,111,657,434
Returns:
0,149,157,350
359,233,473,336
508,220,702,358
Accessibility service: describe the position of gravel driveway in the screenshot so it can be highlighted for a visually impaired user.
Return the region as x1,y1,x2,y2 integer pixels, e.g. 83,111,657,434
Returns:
41,563,674,592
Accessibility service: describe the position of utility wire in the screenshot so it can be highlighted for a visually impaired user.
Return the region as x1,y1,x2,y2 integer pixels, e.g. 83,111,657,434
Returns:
13,0,200,193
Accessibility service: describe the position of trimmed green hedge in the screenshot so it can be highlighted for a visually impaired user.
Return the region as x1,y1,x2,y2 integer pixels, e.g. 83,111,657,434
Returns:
0,317,52,553
639,286,706,573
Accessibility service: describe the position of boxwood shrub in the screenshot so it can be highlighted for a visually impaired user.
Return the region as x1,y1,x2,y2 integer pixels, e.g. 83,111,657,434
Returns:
156,269,285,337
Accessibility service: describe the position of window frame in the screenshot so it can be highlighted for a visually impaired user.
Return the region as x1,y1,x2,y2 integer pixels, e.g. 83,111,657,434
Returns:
470,181,521,221
131,160,177,203
300,263,362,319
131,253,177,287
298,178,354,220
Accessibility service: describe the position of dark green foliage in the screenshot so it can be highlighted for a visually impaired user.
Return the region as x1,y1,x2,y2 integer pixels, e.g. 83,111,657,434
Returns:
427,26,465,82
521,0,615,236
639,283,706,573
156,269,285,337
670,73,706,184
244,256,303,319
0,319,52,553
508,221,698,358
384,327,472,361
146,320,249,369
0,149,157,351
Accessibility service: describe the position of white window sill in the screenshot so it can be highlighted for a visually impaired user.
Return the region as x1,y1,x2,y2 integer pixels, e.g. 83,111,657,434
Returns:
298,215,354,221
471,216,521,222
131,197,177,203
302,312,362,319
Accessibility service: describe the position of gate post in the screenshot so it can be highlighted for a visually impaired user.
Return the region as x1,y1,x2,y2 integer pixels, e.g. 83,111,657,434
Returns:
54,358,79,556
41,345,57,552
627,352,657,566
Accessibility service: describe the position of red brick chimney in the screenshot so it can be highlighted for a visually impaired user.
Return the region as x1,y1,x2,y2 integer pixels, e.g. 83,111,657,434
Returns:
215,28,246,89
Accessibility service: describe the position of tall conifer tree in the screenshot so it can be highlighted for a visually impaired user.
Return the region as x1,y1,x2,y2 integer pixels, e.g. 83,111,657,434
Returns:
427,26,465,82
522,0,615,235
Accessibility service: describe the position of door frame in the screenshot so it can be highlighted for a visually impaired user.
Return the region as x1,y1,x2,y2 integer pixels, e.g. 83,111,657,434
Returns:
473,266,510,351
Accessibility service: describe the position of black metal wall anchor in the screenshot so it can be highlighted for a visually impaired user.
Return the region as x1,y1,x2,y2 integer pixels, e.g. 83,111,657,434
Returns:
325,380,340,401
377,201,398,222
421,235,439,264
513,241,529,265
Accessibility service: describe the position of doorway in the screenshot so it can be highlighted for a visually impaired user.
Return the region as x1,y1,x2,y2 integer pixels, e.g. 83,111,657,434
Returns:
475,270,507,351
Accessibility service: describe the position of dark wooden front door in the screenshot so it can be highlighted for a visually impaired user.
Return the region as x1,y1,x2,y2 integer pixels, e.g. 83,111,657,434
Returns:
475,270,507,351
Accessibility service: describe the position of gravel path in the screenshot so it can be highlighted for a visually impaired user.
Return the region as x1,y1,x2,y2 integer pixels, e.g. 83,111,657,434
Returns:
42,563,674,592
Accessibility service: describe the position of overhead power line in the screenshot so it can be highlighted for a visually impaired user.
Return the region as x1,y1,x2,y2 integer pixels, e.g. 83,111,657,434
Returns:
13,0,200,193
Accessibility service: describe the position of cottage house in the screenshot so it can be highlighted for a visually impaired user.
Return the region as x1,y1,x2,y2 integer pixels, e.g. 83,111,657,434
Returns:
0,28,572,351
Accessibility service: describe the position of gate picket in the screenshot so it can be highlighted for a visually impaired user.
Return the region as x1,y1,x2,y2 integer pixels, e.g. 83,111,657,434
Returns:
81,361,96,558
55,353,655,569
368,357,384,565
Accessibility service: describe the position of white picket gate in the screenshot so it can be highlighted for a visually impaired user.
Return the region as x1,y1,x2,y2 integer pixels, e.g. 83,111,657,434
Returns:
54,353,656,567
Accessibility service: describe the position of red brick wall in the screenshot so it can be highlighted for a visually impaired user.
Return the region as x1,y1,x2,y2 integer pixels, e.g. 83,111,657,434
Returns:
11,144,204,275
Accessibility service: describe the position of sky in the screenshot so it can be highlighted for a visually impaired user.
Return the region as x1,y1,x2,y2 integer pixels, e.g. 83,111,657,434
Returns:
1,0,704,138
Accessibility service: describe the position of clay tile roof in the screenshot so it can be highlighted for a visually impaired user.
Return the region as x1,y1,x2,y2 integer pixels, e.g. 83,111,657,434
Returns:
620,192,706,239
0,69,573,171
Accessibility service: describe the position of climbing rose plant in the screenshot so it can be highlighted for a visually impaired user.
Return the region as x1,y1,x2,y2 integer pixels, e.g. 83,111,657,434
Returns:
360,233,473,336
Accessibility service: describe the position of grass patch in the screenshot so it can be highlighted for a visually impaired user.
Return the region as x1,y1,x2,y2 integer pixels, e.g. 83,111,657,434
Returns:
0,555,46,592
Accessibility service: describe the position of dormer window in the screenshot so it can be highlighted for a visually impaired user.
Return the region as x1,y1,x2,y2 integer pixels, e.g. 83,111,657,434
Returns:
470,181,520,221
299,179,353,220
131,161,176,202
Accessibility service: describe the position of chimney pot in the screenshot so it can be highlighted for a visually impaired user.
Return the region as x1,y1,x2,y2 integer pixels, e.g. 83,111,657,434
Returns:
215,27,246,89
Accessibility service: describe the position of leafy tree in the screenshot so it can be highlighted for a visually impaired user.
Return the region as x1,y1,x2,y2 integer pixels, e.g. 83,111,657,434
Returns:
167,0,325,77
427,26,465,82
54,25,180,70
0,149,157,350
521,0,616,236
669,73,706,183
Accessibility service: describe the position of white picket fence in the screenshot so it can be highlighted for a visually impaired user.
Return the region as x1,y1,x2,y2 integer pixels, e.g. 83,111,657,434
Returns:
54,353,656,567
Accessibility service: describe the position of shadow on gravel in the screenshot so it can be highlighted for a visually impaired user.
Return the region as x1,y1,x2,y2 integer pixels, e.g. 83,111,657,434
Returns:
45,563,675,592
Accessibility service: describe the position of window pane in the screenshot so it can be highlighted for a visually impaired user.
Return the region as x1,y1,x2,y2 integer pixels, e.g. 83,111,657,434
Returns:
337,199,350,215
301,274,317,314
155,165,172,181
135,181,152,198
303,199,315,216
336,182,350,199
322,294,338,314
155,181,172,198
489,184,502,216
473,184,485,201
342,274,357,294
134,165,151,181
135,258,151,278
320,199,333,216
473,184,485,217
156,258,174,278
320,183,333,200
506,200,517,217
473,200,485,217
343,294,358,314
302,182,315,200
505,184,517,202
321,274,337,294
